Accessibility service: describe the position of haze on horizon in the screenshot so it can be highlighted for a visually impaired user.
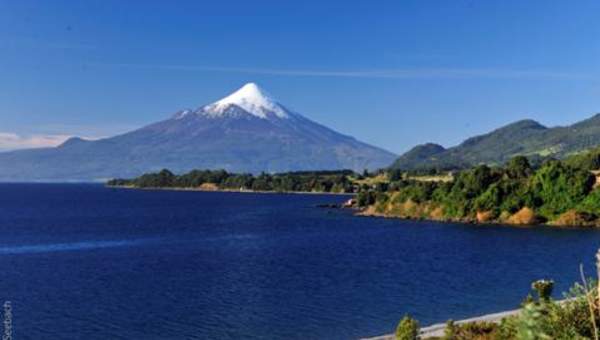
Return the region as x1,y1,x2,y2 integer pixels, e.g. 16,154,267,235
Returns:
1,0,599,154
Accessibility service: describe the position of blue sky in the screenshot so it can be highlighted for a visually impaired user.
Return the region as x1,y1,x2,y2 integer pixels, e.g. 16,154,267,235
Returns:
1,0,599,153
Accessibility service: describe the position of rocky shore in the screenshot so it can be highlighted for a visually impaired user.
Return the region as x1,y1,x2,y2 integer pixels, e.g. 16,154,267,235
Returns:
357,200,600,228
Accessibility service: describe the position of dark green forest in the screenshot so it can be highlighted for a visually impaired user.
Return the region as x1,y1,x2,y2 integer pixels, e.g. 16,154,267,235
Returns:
107,169,357,193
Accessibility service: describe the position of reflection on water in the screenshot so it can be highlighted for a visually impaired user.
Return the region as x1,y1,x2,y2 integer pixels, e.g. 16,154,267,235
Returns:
0,239,148,255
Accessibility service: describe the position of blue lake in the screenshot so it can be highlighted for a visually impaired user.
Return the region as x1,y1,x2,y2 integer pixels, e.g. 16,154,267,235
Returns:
1,184,600,339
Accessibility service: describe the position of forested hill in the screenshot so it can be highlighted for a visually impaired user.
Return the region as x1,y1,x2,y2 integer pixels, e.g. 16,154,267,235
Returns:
107,169,359,194
362,147,600,227
391,113,600,171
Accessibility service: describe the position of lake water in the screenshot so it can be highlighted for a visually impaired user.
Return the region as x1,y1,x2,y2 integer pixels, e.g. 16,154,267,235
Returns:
1,184,600,339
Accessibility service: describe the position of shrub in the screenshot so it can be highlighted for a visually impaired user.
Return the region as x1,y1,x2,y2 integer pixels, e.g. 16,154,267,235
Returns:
396,315,419,340
443,320,457,340
531,280,554,302
555,283,599,338
577,188,600,215
440,320,498,339
497,315,519,339
515,303,551,340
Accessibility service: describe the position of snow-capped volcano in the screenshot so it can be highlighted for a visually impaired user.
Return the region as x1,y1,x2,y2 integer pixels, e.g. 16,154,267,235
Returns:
0,83,397,181
200,82,289,119
175,82,290,120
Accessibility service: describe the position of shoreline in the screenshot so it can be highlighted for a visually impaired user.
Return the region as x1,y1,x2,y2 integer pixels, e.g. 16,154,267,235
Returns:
355,207,600,229
362,297,575,340
108,184,600,228
105,184,354,196
361,308,520,340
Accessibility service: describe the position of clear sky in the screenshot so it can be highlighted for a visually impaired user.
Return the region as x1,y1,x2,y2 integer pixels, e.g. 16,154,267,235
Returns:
1,0,599,153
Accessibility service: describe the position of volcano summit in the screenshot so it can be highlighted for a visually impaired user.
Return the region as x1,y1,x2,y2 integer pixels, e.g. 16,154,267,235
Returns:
0,83,396,181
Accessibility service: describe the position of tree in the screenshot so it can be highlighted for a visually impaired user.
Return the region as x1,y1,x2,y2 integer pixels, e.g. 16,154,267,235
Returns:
135,169,176,187
530,161,595,218
454,165,496,200
389,169,404,181
506,156,533,179
356,191,376,207
565,147,600,171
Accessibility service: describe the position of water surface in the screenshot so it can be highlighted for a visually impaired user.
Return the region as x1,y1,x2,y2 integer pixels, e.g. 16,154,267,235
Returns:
0,184,599,339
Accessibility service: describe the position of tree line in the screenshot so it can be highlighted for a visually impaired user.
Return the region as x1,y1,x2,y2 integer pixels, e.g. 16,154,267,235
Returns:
107,169,357,193
358,147,600,226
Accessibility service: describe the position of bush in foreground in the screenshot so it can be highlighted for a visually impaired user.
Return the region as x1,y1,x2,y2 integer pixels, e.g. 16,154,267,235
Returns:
396,315,419,340
397,250,600,340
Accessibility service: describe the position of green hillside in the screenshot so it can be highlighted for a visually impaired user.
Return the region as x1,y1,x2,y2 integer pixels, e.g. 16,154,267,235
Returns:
391,113,600,171
363,149,600,227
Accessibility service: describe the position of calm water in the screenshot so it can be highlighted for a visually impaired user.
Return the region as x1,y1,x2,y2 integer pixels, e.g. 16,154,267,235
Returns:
1,184,600,339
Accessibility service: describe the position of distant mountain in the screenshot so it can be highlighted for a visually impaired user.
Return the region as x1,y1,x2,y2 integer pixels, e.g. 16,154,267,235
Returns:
391,114,600,170
390,143,450,170
0,83,396,181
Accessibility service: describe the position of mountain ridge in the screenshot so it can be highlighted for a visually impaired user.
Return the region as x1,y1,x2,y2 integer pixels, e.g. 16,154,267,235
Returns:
391,114,600,171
